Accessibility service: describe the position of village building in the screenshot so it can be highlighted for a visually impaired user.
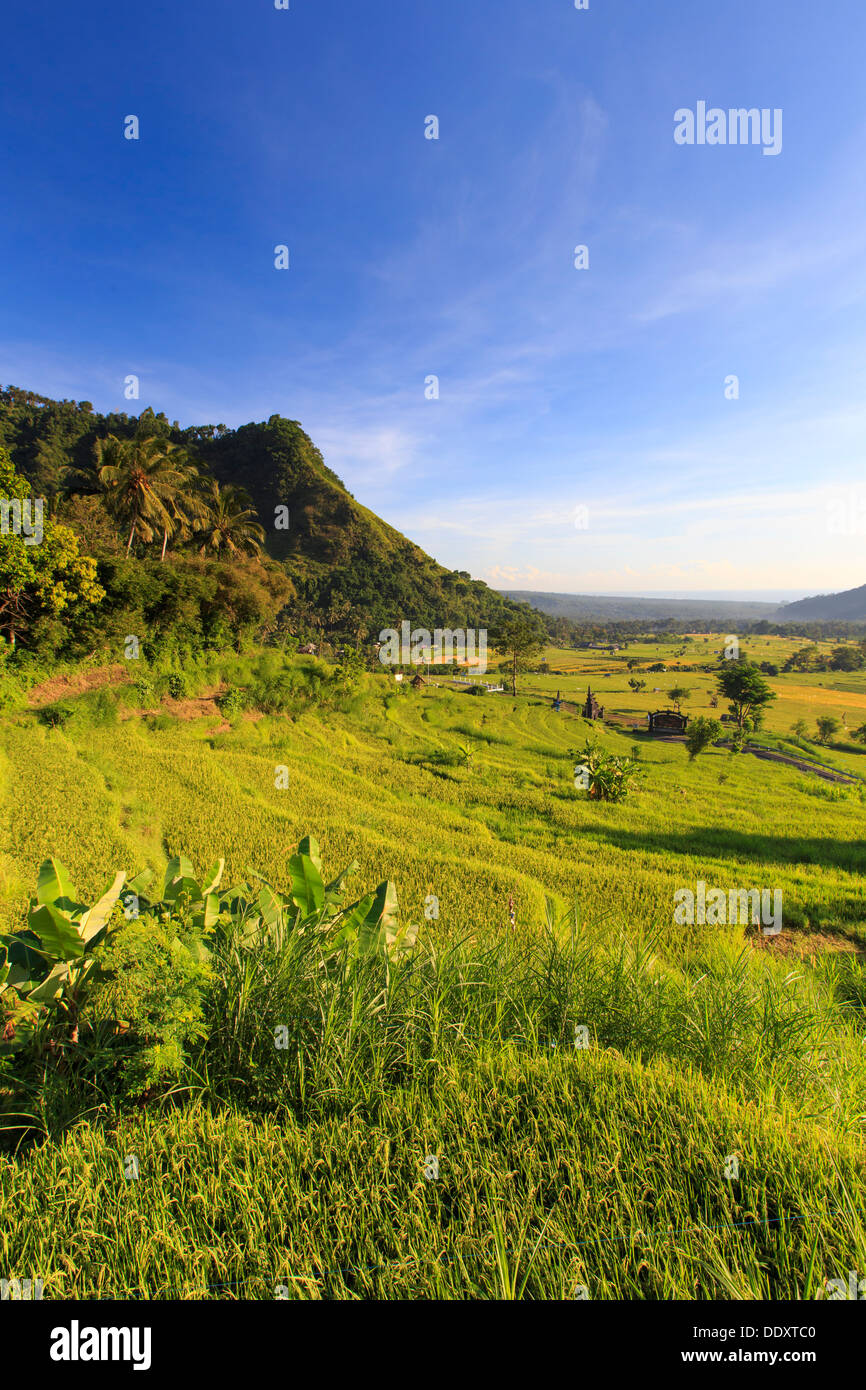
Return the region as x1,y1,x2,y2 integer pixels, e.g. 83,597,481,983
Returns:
647,709,689,734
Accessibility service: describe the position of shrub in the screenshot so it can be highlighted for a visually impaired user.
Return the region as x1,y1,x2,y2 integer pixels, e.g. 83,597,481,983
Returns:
2,840,419,1131
217,686,247,718
573,739,642,802
36,701,74,729
685,716,723,760
146,713,174,732
89,913,211,1098
134,675,155,708
165,672,190,700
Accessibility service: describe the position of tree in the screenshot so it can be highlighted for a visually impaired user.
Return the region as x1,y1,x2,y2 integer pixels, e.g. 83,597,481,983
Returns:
0,448,104,647
492,611,546,697
816,716,840,744
668,685,691,712
829,645,866,672
852,723,866,744
791,719,809,740
628,678,646,693
716,663,776,734
94,435,197,557
786,645,823,673
685,716,723,760
195,480,265,558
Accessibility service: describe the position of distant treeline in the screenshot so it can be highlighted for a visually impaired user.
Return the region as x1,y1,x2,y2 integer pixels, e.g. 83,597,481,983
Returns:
540,616,866,646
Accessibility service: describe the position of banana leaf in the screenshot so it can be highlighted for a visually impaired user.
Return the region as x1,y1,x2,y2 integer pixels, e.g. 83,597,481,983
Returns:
162,855,196,900
287,853,325,916
201,859,225,895
27,904,87,961
27,961,71,1003
36,857,78,911
296,836,322,874
80,871,126,943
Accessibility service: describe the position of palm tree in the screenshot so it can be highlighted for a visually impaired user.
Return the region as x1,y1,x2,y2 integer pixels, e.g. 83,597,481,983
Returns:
93,435,199,557
195,480,265,558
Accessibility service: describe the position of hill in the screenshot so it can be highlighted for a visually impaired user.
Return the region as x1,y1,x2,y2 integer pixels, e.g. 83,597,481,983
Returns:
499,589,780,622
0,385,515,633
776,582,866,623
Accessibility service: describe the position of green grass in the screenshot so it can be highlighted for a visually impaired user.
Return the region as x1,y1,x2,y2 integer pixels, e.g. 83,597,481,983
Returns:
1,654,865,1299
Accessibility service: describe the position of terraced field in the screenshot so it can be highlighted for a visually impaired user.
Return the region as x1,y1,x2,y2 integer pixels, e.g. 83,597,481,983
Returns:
1,651,865,1300
3,664,865,949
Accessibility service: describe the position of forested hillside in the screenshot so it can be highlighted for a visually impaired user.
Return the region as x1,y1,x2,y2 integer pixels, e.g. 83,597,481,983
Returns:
0,386,517,651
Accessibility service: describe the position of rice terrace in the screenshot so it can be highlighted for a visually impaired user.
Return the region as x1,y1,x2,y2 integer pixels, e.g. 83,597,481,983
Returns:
1,0,866,1352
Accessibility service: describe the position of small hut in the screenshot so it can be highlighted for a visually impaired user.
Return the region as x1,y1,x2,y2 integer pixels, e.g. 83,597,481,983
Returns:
583,686,604,720
411,672,427,689
647,709,689,734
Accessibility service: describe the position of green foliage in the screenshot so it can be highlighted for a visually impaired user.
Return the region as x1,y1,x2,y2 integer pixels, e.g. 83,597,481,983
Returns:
716,661,777,733
574,739,642,802
816,716,840,744
216,685,247,718
2,662,866,1295
685,716,723,760
88,912,211,1096
0,391,520,643
0,447,104,649
0,859,126,1058
164,671,189,700
3,911,866,1298
492,609,548,696
2,840,418,1128
91,434,202,558
829,644,865,672
195,479,264,558
134,674,155,707
667,685,691,711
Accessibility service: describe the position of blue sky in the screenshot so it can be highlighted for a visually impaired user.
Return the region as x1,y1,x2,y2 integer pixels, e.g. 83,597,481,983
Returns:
3,0,865,598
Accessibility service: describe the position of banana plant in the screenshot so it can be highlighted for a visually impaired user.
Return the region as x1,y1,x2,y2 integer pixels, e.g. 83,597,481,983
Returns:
238,835,418,967
1,835,420,1056
110,834,418,964
0,858,126,1052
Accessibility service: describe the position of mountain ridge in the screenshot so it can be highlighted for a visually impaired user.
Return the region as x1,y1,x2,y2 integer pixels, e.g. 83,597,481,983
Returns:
0,386,517,633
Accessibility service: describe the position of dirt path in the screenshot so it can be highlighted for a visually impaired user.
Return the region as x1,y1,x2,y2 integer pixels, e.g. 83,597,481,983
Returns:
650,734,859,784
738,744,859,784
27,664,131,707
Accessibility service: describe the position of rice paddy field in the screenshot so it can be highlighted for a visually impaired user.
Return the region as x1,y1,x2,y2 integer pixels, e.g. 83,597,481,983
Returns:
530,634,866,747
1,637,865,1301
